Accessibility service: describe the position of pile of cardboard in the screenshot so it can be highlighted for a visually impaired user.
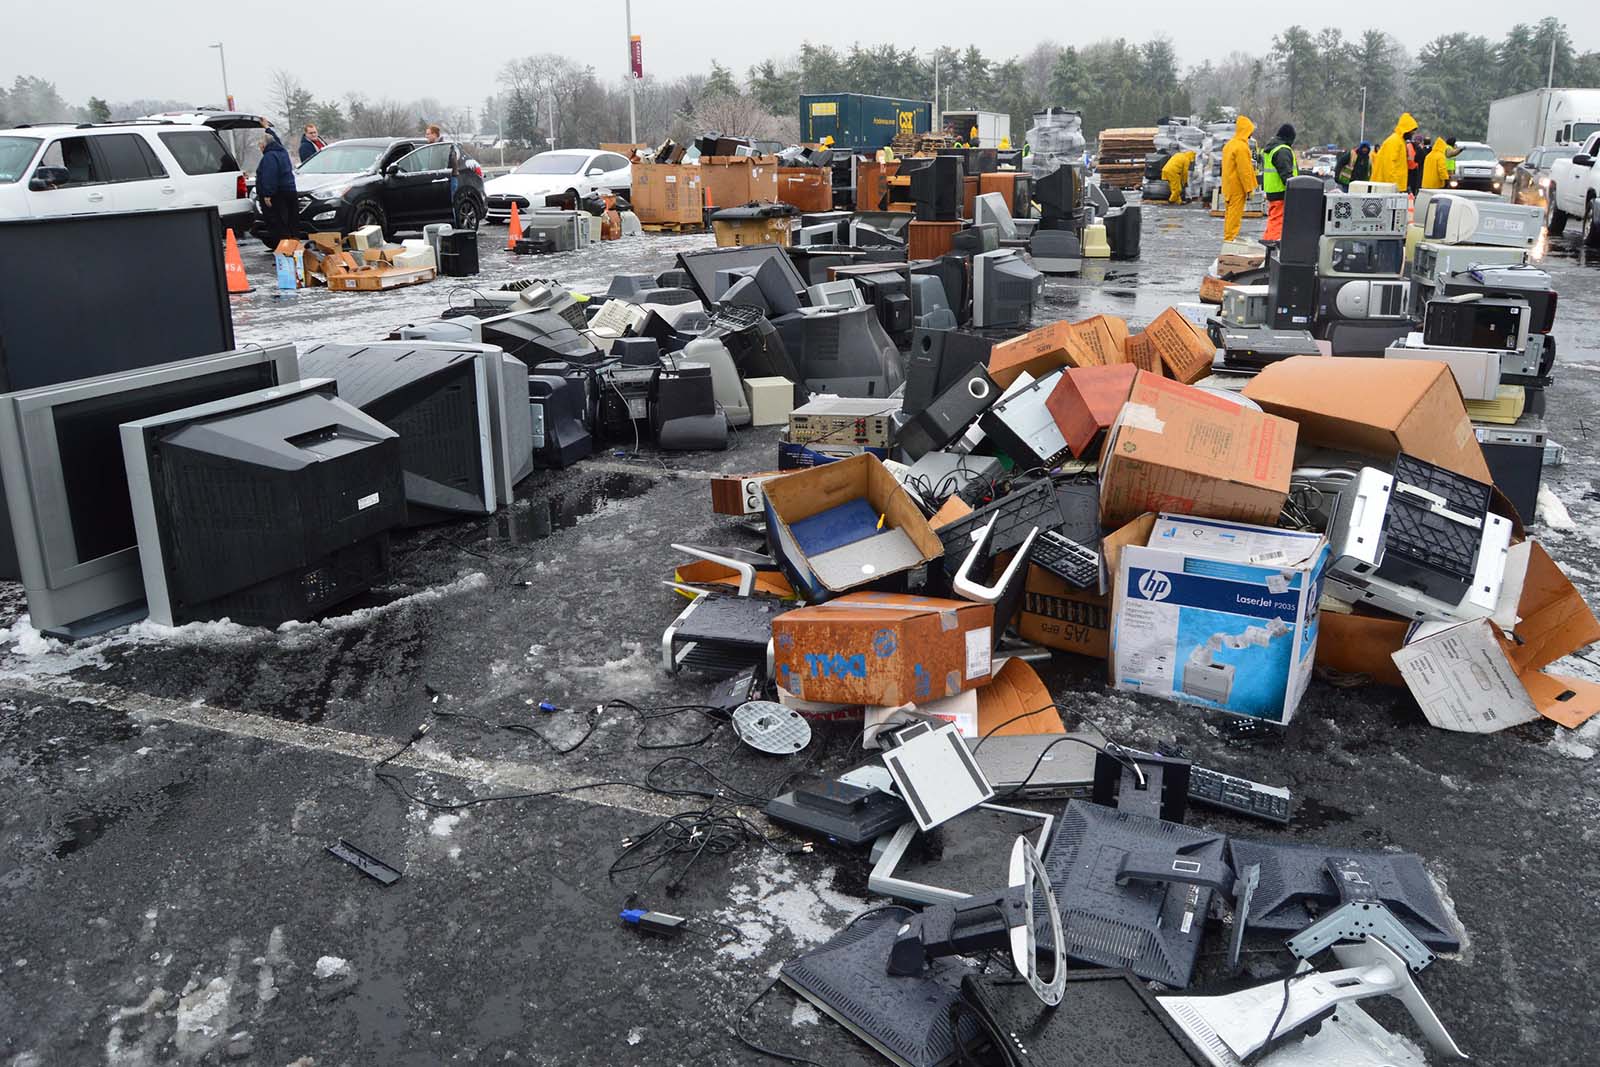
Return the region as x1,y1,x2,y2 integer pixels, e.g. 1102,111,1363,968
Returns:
285,228,437,292
1096,127,1158,189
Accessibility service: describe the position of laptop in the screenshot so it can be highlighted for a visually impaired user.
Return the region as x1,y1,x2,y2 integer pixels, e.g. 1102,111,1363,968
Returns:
971,733,1099,800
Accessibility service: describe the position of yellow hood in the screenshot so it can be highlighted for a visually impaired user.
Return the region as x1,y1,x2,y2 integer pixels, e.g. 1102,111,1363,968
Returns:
1429,137,1447,154
1395,113,1417,137
1233,115,1255,142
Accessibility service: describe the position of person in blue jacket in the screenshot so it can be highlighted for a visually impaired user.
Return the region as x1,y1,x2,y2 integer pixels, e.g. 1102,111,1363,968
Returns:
256,117,299,245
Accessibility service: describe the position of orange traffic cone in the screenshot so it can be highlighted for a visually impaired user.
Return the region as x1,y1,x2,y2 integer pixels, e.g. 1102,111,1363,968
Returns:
506,201,523,250
223,228,251,294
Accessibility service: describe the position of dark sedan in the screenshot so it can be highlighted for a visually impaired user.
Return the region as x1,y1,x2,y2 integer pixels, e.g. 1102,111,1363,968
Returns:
254,136,485,243
1511,144,1579,207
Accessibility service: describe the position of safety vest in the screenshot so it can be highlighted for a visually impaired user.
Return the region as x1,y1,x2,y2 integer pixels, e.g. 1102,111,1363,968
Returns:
1337,155,1354,184
1262,143,1299,194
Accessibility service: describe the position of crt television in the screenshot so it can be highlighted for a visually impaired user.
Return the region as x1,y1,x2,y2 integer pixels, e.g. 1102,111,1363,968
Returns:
0,345,299,639
121,379,406,629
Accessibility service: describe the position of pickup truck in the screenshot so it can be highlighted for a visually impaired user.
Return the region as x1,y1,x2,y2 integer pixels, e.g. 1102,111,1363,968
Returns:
1547,131,1600,245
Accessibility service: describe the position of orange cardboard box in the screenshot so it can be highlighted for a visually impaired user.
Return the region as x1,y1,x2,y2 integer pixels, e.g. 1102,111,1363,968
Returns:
1045,364,1141,458
975,658,1066,735
988,320,1098,387
1072,315,1130,365
771,592,996,706
1098,375,1297,529
1125,307,1217,384
1242,356,1491,483
699,156,779,210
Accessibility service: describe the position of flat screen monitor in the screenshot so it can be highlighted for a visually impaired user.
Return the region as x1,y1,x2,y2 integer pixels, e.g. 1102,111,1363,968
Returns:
121,379,406,628
298,341,531,522
0,344,298,638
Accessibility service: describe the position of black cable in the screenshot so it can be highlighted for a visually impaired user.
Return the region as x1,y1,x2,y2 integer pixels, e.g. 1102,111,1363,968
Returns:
609,805,809,894
602,698,725,750
426,702,598,756
1262,970,1303,1052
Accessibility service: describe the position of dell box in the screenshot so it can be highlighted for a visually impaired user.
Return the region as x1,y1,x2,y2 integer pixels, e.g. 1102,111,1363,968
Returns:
771,592,995,706
1112,514,1329,724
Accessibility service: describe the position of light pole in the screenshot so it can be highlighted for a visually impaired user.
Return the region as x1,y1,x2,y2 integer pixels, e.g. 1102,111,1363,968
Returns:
209,42,233,110
497,93,505,168
625,0,638,144
1358,87,1367,144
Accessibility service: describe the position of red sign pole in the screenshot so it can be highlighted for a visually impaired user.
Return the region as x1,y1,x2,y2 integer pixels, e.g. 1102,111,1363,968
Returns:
630,35,643,80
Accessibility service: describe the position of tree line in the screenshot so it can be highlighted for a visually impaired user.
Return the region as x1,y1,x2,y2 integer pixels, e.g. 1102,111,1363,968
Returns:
3,18,1595,158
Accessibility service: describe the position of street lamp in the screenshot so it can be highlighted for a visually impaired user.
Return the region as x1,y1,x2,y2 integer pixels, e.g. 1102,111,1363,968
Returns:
208,42,232,110
625,0,638,144
1358,87,1367,144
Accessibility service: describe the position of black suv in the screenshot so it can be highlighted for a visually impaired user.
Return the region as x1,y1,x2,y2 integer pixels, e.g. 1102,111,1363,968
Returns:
254,136,485,243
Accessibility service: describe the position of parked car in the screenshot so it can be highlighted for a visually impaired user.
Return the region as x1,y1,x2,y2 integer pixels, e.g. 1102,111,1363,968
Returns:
483,149,631,222
1310,153,1337,179
0,116,257,231
1546,131,1600,245
1444,142,1505,194
256,136,485,243
1510,144,1579,207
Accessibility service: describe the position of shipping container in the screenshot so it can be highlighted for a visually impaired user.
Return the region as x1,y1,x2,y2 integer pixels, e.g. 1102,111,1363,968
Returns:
1486,88,1600,164
940,110,1012,148
799,93,933,150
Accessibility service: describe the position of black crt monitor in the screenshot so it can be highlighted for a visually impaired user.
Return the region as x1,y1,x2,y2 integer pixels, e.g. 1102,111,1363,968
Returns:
1039,801,1231,988
951,224,999,256
298,341,533,523
120,379,407,629
477,309,599,369
831,265,913,340
1035,163,1084,231
676,245,808,310
911,256,970,323
0,206,236,580
904,156,964,221
771,305,903,398
1227,837,1461,951
701,304,803,385
786,245,869,286
0,345,299,639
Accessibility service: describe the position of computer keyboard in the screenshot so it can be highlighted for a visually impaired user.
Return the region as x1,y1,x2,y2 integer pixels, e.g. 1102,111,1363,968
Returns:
1187,766,1292,824
937,479,1063,574
1030,530,1099,588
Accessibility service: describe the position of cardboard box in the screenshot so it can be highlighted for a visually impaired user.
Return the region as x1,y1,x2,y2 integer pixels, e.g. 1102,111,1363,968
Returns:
326,265,435,292
1016,514,1154,660
988,320,1098,387
1112,514,1330,723
1315,607,1410,688
1098,374,1297,529
699,157,779,209
777,167,833,212
771,592,996,706
975,658,1065,735
1046,364,1141,459
1072,315,1129,364
273,239,304,290
711,215,793,248
1242,357,1491,483
630,163,705,225
1125,307,1216,385
762,453,943,599
1391,542,1600,732
307,231,344,254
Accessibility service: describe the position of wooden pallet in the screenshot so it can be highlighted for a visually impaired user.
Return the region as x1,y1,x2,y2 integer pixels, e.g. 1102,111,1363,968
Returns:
641,222,704,233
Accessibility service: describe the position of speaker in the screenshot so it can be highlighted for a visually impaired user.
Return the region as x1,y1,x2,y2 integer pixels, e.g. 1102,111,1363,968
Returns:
657,412,730,451
1279,175,1324,266
1105,205,1142,260
648,363,715,437
903,327,996,415
897,365,999,461
1268,252,1317,330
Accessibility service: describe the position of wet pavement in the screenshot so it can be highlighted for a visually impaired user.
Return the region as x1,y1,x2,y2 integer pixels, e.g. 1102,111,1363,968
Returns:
3,203,1600,1066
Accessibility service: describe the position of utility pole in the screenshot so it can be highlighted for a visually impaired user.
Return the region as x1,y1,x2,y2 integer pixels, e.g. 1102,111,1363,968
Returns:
933,53,940,129
626,0,638,144
498,93,505,167
1547,27,1558,88
209,43,235,157
548,95,557,149
1359,87,1366,143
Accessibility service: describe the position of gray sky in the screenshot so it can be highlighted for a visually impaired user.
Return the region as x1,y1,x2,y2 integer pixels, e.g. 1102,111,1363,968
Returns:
13,2,1600,118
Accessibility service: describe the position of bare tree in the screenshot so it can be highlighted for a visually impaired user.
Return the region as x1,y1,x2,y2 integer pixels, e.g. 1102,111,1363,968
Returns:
691,92,795,141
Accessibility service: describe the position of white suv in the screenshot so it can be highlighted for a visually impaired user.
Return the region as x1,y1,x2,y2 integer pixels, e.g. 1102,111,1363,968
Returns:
0,116,256,233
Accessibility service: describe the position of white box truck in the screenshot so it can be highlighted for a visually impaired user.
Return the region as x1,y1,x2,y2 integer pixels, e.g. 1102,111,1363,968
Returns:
1486,88,1600,164
940,110,1012,148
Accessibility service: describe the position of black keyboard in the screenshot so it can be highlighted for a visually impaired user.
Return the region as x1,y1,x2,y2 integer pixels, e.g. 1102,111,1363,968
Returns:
1188,766,1292,824
937,480,1064,574
1031,530,1100,588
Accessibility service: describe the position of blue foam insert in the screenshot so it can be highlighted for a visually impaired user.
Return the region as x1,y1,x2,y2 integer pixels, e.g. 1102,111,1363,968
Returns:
789,498,882,557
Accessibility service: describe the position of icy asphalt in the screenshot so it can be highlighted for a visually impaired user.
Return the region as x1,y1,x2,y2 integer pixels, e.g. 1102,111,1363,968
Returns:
3,206,1600,1067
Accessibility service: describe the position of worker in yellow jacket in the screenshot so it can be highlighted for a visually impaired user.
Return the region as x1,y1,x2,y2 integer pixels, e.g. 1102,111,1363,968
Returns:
1161,149,1196,203
1421,136,1452,189
1220,115,1256,241
1371,112,1418,189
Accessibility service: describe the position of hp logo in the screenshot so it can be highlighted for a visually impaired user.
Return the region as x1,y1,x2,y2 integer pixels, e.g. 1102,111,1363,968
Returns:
1136,570,1173,601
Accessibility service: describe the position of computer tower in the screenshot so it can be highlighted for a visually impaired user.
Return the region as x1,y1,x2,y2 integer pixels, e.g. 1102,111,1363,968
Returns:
1475,420,1545,522
1326,321,1412,356
1103,205,1141,260
1267,252,1317,330
1422,298,1531,352
1314,277,1411,322
1411,242,1529,287
1437,266,1556,334
1318,235,1405,277
120,380,406,628
438,229,479,276
1276,175,1324,266
1323,192,1409,237
528,373,593,469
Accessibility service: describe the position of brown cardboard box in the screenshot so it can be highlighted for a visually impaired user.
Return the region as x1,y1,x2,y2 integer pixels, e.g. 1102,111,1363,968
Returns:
1242,357,1491,483
929,495,972,529
762,453,944,600
1016,514,1154,660
630,163,705,225
711,215,794,248
975,658,1066,735
1315,607,1410,688
1072,315,1129,364
1125,307,1216,384
776,167,833,212
320,251,361,277
1045,364,1141,458
1098,374,1297,528
987,320,1098,387
771,592,996,706
307,231,344,254
699,157,779,210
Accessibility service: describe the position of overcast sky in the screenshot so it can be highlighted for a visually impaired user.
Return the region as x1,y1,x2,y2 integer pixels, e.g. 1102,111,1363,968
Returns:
14,1,1600,120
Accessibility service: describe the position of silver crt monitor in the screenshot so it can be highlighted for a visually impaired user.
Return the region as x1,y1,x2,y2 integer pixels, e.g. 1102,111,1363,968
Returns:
0,344,300,638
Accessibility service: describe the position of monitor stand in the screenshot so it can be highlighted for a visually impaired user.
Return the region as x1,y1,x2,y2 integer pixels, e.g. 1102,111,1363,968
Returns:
41,598,148,641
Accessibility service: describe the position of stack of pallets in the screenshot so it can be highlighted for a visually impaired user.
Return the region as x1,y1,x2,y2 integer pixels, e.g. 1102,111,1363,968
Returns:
1097,127,1157,189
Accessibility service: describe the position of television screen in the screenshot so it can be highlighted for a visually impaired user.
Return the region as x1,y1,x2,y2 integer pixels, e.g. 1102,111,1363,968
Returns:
0,207,234,393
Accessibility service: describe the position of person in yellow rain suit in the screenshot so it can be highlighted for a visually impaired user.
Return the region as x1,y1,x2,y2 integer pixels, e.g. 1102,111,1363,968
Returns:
1371,112,1418,189
1422,136,1452,189
1221,115,1256,241
1162,149,1196,203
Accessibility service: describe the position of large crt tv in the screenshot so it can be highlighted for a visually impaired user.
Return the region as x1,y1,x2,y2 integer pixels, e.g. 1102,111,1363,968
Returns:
0,345,299,638
120,379,407,628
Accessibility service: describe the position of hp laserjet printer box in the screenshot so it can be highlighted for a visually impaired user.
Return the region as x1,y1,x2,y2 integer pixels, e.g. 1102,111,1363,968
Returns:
1111,515,1329,723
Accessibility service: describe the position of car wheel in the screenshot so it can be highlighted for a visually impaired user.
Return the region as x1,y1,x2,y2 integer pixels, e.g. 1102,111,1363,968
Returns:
1586,196,1600,247
349,198,387,239
1546,192,1567,236
452,190,484,231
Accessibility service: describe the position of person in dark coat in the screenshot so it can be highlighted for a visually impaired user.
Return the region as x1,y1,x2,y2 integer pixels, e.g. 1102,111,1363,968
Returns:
256,118,299,245
298,123,325,163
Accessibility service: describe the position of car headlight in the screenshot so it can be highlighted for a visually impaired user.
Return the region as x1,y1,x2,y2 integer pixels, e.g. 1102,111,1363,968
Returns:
1539,177,1550,188
308,183,351,201
1494,165,1505,177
